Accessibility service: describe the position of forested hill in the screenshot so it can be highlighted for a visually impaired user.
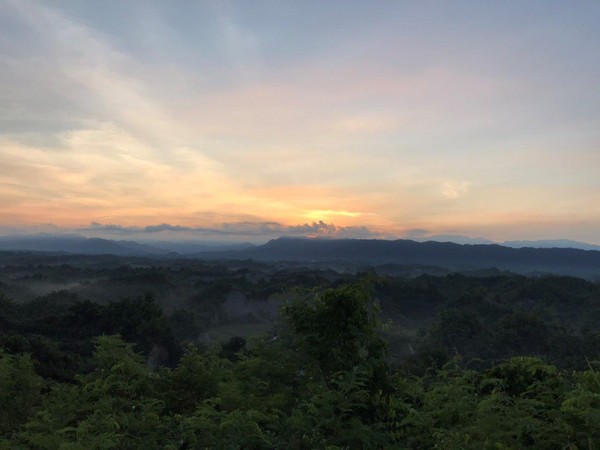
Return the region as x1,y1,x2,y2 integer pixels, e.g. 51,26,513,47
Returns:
2,249,600,447
2,235,600,279
204,237,600,279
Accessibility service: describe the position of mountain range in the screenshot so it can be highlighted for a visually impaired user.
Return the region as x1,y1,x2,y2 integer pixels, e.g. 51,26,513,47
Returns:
418,234,600,251
227,237,600,278
0,234,254,256
1,234,599,279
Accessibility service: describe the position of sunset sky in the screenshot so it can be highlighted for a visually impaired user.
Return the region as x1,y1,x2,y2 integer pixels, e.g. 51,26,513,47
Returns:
1,1,599,243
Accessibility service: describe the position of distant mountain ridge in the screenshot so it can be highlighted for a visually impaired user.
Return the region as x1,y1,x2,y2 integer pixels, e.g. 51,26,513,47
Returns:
1,234,599,279
417,235,496,245
214,237,600,279
0,235,171,256
501,239,600,251
0,234,254,256
419,235,600,251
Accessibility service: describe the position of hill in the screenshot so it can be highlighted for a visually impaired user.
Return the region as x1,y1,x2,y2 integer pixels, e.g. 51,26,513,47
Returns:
203,237,600,279
2,235,600,279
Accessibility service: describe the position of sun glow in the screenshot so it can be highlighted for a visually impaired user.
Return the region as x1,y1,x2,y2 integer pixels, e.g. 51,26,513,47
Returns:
302,210,366,221
0,2,599,244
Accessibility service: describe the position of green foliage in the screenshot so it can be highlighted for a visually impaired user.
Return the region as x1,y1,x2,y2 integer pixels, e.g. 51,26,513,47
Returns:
161,345,220,414
100,294,178,361
2,269,600,449
8,336,171,449
283,285,387,379
0,351,44,435
169,308,201,343
398,357,576,449
284,366,394,449
561,360,600,447
428,309,483,353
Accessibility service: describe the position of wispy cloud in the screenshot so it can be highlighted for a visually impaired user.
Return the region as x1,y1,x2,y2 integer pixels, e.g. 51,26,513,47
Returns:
303,210,368,219
1,2,599,243
441,181,471,200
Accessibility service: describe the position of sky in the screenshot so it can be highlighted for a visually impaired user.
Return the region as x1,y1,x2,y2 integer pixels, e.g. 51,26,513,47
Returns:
1,0,599,244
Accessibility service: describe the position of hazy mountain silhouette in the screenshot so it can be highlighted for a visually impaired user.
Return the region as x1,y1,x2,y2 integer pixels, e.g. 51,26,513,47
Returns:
210,237,600,279
502,239,600,251
1,234,600,279
417,235,496,245
416,235,600,251
0,235,170,256
152,240,255,254
0,235,254,256
114,240,175,255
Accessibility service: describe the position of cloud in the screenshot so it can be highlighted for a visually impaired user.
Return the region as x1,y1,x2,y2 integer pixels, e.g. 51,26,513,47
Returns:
88,222,133,232
144,224,196,233
1,2,599,245
81,220,382,240
403,228,430,239
303,210,366,219
88,222,218,233
441,181,470,199
221,220,381,239
290,221,379,239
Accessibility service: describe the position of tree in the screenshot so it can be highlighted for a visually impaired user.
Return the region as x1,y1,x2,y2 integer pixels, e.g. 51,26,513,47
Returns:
0,351,43,436
282,285,387,380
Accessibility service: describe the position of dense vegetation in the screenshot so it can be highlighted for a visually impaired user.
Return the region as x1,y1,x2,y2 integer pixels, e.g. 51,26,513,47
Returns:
1,253,600,448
